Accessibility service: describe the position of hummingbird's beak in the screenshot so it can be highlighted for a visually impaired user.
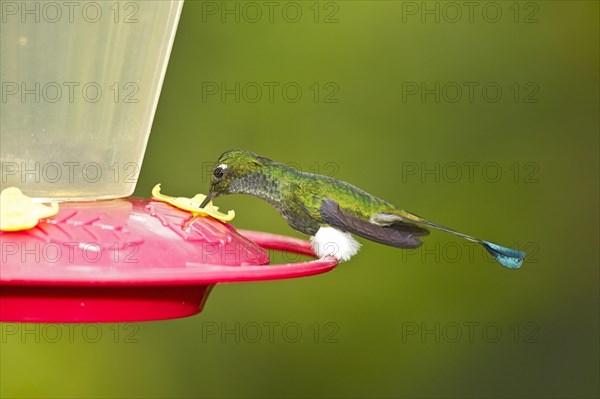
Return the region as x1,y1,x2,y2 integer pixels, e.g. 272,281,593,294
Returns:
199,191,216,209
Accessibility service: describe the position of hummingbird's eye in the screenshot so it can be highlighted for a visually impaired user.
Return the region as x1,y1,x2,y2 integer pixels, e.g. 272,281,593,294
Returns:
213,167,224,179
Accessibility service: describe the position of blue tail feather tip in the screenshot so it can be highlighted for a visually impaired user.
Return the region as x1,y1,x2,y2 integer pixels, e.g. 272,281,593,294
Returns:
482,242,525,269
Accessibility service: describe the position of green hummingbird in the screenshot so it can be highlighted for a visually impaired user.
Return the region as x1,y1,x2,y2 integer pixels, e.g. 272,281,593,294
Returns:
199,150,525,269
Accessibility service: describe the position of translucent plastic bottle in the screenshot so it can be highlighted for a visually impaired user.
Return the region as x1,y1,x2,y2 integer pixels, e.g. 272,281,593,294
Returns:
0,1,184,200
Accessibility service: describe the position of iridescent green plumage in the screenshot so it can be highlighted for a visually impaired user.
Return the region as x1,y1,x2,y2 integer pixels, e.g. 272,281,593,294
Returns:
200,150,525,269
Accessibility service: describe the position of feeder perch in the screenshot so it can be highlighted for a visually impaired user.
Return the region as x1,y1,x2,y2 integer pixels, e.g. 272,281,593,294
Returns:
0,1,338,322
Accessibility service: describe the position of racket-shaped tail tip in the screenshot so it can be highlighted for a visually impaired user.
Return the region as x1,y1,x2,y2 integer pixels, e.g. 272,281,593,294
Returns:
482,241,525,269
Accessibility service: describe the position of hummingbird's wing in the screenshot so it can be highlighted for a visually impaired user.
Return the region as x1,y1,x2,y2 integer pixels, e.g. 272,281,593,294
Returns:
319,199,429,249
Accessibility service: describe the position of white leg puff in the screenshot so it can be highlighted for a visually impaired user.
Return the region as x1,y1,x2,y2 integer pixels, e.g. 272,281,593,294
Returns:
310,226,361,262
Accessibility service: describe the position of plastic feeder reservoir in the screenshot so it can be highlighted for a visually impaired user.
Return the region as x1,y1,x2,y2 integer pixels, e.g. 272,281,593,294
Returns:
0,1,338,323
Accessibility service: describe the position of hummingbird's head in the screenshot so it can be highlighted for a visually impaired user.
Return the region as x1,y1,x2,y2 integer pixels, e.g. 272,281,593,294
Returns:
200,150,271,208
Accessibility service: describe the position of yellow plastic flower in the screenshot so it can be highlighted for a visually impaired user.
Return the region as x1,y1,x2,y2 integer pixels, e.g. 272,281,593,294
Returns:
0,187,59,232
151,184,235,222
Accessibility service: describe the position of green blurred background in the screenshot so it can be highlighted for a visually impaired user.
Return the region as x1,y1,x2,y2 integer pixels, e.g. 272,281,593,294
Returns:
2,1,598,398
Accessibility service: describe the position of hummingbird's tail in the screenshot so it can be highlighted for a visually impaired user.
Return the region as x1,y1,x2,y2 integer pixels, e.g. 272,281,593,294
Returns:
478,241,526,269
398,213,525,269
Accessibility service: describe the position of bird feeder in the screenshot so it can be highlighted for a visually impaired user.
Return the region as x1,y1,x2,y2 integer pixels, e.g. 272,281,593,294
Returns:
0,1,338,323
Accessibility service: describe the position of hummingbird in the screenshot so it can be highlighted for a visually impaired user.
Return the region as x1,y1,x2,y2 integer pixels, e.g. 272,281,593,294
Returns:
199,150,525,269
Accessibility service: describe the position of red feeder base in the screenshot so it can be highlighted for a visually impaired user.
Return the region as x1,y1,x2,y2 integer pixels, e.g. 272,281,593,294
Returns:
0,198,338,323
0,285,213,323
